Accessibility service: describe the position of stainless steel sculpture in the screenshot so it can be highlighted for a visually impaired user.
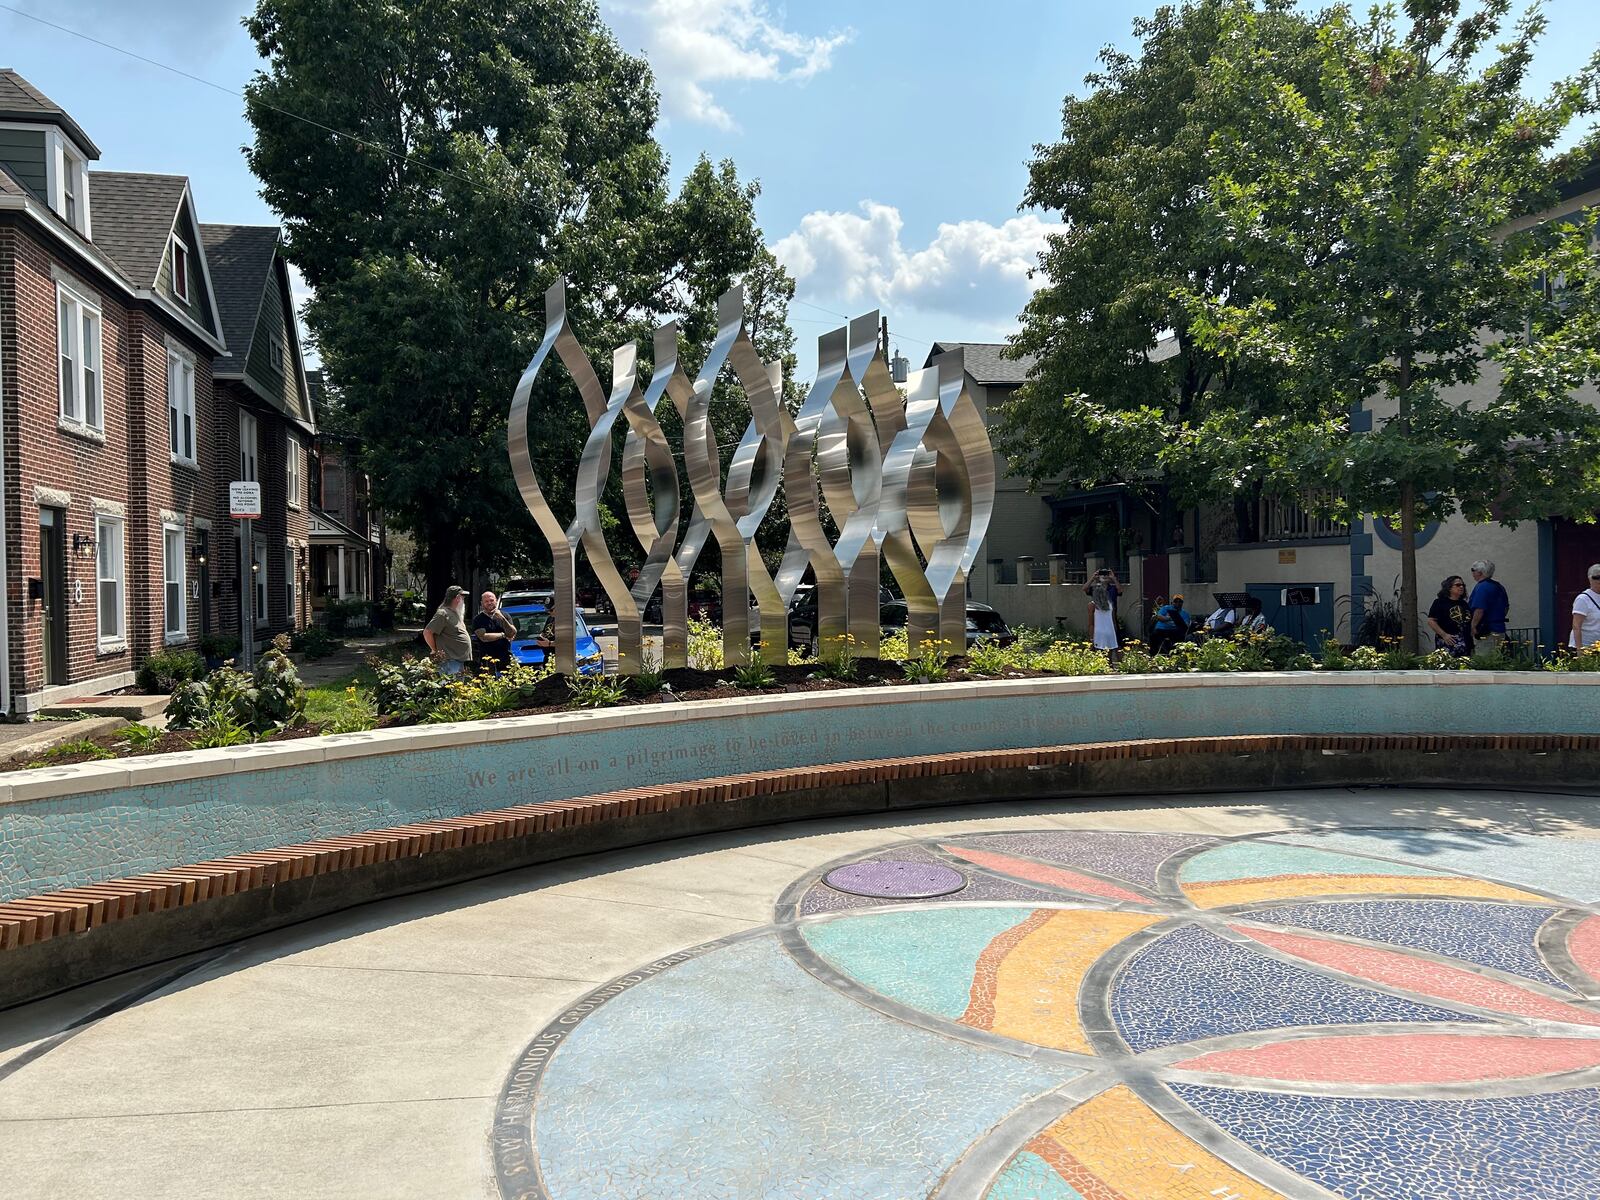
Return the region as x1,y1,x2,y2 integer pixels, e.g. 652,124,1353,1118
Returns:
510,278,994,673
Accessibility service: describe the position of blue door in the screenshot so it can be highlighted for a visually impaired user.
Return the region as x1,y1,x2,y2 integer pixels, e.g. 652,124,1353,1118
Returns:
1248,583,1335,651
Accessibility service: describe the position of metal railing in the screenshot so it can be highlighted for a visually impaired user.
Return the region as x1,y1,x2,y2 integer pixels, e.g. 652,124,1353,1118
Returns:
1261,493,1349,541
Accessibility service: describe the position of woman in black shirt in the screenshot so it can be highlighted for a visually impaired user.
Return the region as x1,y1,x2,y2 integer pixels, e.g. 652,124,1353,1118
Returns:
1426,576,1474,656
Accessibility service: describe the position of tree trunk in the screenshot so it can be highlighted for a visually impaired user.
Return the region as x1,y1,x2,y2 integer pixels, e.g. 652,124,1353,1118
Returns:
1399,482,1421,655
423,535,454,611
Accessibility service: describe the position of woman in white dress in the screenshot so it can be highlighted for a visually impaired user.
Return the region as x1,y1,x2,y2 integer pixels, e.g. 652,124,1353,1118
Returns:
1084,569,1120,653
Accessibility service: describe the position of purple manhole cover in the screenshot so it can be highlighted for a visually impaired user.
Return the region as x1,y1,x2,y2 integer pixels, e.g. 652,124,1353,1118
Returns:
823,860,966,898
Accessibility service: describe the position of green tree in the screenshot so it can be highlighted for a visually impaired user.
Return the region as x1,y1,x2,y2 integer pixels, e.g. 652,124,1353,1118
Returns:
999,0,1321,543
243,0,780,600
1189,0,1600,650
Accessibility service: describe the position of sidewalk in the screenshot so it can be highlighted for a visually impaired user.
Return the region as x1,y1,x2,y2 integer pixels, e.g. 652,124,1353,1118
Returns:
293,627,421,686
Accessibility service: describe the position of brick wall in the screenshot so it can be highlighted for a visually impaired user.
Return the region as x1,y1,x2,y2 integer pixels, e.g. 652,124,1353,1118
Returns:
1,218,221,710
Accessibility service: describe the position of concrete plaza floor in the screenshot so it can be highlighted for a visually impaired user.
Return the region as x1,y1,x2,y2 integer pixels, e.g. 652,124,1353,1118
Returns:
2,785,1599,1199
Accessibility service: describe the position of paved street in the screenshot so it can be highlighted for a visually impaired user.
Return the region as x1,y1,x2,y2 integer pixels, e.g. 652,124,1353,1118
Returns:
3,787,1599,1199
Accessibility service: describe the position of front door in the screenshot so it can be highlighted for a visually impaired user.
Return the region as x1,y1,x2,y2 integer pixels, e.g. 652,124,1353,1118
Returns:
1552,516,1600,646
38,508,68,685
197,529,211,638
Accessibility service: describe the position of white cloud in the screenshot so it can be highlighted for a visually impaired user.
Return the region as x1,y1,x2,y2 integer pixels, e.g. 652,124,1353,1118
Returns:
601,0,851,129
772,202,1057,322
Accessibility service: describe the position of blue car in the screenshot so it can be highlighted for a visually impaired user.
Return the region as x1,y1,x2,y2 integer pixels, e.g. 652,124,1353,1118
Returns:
501,602,605,675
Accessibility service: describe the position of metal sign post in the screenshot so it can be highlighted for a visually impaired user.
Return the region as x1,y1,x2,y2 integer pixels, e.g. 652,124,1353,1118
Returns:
230,482,262,670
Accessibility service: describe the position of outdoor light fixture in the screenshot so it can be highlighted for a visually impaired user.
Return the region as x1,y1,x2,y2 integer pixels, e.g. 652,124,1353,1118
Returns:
72,532,94,557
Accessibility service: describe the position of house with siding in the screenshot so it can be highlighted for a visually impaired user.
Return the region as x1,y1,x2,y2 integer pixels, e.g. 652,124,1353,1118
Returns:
201,222,316,645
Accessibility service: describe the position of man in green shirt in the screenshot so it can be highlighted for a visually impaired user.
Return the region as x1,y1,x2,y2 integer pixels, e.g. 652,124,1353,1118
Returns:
423,584,474,676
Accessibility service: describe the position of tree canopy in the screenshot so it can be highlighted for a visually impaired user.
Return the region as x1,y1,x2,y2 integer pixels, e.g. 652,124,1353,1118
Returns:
243,0,790,598
1003,0,1600,649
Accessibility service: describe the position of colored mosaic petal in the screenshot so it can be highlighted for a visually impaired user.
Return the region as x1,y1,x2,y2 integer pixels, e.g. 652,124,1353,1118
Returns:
963,909,1161,1053
1234,925,1600,1028
801,906,1043,1019
1244,899,1570,991
1570,914,1600,986
1278,830,1600,903
534,935,1073,1199
1172,1033,1600,1085
954,831,1212,890
941,845,1153,904
1172,1083,1600,1200
1179,841,1547,908
1021,1085,1287,1199
1111,925,1484,1052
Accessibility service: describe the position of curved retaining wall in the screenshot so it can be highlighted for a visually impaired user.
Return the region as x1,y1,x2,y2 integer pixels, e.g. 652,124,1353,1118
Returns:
3,671,1597,905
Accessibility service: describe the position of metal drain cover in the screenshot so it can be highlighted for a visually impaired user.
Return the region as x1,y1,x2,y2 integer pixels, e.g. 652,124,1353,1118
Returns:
823,860,966,898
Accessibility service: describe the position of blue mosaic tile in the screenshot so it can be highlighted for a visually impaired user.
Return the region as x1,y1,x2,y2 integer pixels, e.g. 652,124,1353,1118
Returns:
1111,925,1485,1053
1180,840,1447,884
1172,1083,1600,1200
1246,899,1570,991
1278,830,1600,903
535,935,1073,1199
954,831,1211,890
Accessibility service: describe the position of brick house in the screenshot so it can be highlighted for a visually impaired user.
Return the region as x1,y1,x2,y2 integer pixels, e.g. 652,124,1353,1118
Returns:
200,223,316,648
306,369,389,613
0,71,230,715
0,70,312,717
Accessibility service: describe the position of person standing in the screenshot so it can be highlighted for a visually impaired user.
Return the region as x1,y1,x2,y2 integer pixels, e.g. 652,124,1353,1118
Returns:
423,584,474,676
472,590,517,674
1571,564,1600,651
1468,560,1510,648
1427,576,1474,656
1083,569,1120,653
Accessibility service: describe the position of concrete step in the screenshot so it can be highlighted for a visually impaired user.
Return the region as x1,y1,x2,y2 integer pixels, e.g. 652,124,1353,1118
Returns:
40,694,170,721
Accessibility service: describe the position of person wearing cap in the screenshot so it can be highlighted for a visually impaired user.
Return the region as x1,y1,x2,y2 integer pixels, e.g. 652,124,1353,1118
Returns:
1571,565,1600,651
1150,593,1190,653
1468,560,1510,648
423,584,474,676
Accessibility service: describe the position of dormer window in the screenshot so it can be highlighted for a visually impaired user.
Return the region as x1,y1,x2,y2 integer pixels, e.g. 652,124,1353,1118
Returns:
42,130,91,236
269,331,285,373
171,236,190,302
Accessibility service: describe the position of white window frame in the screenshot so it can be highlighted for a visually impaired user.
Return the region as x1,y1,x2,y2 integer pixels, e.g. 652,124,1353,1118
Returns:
95,514,125,649
56,282,103,432
286,437,302,509
167,346,196,466
43,127,92,236
239,411,258,482
163,522,187,642
171,235,190,303
285,547,297,624
254,539,270,628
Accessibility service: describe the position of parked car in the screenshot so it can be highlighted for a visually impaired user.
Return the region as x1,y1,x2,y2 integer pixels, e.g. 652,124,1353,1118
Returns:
877,599,1016,650
500,601,605,675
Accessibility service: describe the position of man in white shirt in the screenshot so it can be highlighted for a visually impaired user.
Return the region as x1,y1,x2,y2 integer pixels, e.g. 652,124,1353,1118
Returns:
1205,605,1237,637
1572,565,1600,650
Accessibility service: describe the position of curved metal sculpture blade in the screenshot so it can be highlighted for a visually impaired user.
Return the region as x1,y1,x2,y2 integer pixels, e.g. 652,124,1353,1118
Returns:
727,350,794,665
785,327,852,656
507,280,608,676
878,360,947,652
572,343,645,673
625,323,689,668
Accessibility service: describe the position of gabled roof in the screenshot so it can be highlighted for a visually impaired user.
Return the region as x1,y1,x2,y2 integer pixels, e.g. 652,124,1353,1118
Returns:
198,223,280,368
0,69,100,157
87,171,190,287
926,341,1037,387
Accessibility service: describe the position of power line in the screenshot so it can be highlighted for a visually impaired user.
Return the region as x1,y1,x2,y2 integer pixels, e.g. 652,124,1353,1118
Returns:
0,3,499,196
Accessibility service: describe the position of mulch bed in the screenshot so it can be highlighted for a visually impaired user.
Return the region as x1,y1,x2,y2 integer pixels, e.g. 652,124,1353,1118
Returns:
1,657,1060,774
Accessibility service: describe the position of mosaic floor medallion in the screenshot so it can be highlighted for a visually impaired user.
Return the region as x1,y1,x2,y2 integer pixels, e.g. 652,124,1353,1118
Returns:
494,827,1600,1199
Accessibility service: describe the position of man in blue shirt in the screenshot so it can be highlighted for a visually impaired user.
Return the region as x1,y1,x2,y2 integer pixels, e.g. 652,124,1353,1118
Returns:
1468,560,1510,648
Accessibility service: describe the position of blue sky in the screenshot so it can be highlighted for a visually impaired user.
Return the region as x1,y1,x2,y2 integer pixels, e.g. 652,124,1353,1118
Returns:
5,1,1598,377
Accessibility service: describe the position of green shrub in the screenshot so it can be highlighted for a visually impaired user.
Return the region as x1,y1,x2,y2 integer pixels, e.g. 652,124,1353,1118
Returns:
566,673,628,709
629,652,666,696
1545,643,1600,672
732,660,776,689
24,738,115,767
323,598,372,633
966,640,1014,675
117,723,164,751
879,629,910,662
815,634,860,681
901,641,953,684
168,640,306,735
687,615,724,671
136,649,205,694
371,655,456,721
1034,640,1114,676
289,626,344,659
200,633,241,662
